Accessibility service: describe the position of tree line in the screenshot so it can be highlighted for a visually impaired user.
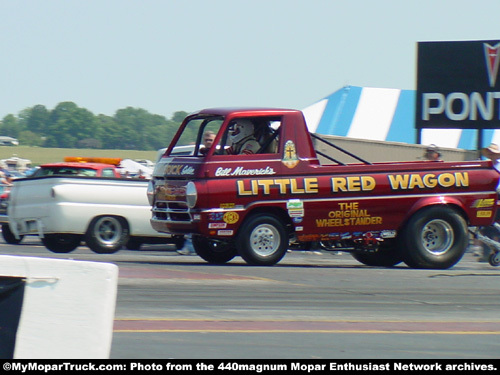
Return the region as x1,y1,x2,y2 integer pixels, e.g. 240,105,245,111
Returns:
0,102,188,150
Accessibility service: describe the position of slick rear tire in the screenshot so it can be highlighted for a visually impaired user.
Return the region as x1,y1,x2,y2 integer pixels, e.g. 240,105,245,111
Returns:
86,216,129,254
42,234,81,253
400,206,468,269
236,214,288,266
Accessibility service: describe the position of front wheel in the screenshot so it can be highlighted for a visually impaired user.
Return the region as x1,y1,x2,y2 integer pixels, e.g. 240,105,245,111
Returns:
192,235,237,264
42,234,82,253
400,206,468,269
86,216,129,254
236,214,288,266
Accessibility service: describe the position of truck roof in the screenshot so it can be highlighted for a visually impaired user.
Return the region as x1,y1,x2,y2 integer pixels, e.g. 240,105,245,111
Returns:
190,107,302,116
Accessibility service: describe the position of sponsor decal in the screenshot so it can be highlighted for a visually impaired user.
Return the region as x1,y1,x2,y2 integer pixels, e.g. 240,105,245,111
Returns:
209,212,224,221
217,230,234,236
209,222,227,229
477,210,493,218
381,230,397,239
223,212,239,224
282,140,299,168
289,209,305,218
164,164,195,176
472,198,496,208
297,234,320,242
287,199,303,209
215,166,276,177
287,199,305,218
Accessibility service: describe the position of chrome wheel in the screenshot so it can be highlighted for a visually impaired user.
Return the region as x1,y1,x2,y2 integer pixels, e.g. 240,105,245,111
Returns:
86,216,129,254
93,216,122,245
249,224,280,257
237,214,288,266
421,219,454,256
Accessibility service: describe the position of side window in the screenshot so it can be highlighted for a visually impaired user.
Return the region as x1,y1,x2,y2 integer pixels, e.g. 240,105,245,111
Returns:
255,119,280,154
217,117,281,156
101,169,115,177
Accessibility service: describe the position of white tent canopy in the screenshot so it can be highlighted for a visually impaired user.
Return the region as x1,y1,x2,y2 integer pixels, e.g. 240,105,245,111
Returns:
302,86,492,150
118,159,152,178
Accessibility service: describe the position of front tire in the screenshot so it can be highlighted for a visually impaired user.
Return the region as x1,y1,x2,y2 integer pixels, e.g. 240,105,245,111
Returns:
86,216,129,254
192,235,237,264
236,214,288,266
42,234,81,253
400,206,467,269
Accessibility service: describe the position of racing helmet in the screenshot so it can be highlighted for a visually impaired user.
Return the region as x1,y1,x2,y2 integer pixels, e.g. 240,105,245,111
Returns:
229,119,254,144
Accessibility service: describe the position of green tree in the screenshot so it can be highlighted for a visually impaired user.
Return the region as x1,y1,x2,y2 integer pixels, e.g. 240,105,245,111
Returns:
0,114,23,138
18,130,44,147
21,105,50,135
45,102,98,148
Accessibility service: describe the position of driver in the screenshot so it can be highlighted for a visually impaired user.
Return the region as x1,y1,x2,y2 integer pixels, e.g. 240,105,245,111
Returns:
227,119,260,155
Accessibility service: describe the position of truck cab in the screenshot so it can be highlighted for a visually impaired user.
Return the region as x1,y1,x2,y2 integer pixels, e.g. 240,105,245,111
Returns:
150,108,499,268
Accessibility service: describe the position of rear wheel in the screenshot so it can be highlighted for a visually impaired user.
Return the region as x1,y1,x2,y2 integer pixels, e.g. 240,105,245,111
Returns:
86,216,129,254
1,223,23,245
400,206,467,269
192,235,237,264
236,214,288,266
42,234,81,253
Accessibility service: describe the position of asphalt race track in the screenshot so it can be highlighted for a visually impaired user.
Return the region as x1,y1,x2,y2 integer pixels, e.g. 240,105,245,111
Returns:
1,237,499,359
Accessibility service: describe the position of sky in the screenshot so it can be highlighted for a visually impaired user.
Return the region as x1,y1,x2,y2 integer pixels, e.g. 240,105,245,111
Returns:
1,0,500,120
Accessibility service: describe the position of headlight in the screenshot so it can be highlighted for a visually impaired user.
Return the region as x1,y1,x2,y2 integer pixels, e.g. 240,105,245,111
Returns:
186,181,197,208
147,180,154,205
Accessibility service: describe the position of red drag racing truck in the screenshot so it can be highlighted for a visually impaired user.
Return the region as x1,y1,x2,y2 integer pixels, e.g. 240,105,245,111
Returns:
149,108,499,268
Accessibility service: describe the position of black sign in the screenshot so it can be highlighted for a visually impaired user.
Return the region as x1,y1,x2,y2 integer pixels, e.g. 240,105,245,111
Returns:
0,277,25,359
416,40,500,129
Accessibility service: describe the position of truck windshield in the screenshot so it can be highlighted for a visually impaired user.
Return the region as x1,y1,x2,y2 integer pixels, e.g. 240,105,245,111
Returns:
33,167,98,177
169,116,224,157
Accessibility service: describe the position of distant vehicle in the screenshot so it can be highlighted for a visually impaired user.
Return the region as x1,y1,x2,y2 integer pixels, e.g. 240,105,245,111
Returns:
1,155,31,172
0,136,19,146
6,156,184,252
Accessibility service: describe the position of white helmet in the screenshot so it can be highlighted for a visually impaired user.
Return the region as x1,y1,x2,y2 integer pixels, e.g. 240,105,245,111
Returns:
229,119,254,144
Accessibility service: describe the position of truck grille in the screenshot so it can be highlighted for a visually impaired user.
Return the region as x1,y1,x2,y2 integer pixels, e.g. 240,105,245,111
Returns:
153,200,191,223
